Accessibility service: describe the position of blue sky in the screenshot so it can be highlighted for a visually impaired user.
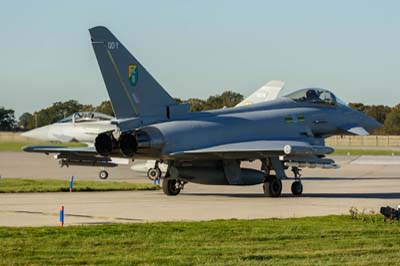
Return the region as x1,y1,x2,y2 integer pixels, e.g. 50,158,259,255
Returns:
1,0,399,117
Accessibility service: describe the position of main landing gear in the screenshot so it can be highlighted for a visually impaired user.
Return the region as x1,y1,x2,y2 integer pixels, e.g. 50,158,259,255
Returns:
162,179,186,195
162,164,186,196
263,176,282,197
262,159,283,197
261,158,304,197
262,173,303,197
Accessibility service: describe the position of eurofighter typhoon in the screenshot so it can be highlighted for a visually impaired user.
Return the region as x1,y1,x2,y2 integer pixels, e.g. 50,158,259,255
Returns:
24,26,381,197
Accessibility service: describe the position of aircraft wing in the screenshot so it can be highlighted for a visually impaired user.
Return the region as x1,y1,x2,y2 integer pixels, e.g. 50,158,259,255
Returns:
23,145,129,167
169,140,334,160
23,145,97,155
236,80,284,107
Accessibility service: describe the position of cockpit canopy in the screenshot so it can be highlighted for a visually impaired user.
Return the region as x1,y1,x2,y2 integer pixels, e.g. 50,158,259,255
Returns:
58,112,114,123
284,88,345,106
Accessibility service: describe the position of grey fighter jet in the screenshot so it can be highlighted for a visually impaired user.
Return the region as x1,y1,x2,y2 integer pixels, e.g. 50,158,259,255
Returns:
22,112,116,144
24,26,381,197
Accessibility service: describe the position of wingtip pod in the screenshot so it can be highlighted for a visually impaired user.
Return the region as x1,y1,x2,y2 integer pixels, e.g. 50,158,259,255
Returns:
21,145,69,153
22,145,32,152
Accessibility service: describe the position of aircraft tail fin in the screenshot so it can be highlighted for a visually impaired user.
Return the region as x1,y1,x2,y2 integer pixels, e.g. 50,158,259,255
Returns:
89,26,177,120
236,80,284,107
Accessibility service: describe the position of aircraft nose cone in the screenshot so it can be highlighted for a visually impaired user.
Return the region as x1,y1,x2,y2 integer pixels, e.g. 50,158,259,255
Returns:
364,116,382,133
21,126,50,141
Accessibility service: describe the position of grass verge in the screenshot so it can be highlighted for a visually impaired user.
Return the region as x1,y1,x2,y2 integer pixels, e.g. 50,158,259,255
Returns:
0,215,399,265
0,141,86,152
333,149,400,156
0,178,159,193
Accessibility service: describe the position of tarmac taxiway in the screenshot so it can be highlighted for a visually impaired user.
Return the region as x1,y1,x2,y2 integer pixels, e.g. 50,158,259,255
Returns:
1,152,400,226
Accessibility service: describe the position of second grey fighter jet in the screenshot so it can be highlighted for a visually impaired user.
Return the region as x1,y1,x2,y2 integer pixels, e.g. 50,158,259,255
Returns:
24,26,381,197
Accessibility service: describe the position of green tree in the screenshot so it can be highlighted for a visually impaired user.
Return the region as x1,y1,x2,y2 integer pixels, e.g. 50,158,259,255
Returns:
18,112,33,130
203,91,244,110
383,104,400,135
348,103,366,112
176,91,243,112
95,101,114,116
364,105,391,125
187,98,206,112
349,103,391,125
29,100,87,127
0,107,16,131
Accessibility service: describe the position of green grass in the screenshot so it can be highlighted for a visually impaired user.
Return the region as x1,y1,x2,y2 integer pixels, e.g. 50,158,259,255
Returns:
0,141,86,151
0,178,159,193
333,149,400,156
0,215,399,265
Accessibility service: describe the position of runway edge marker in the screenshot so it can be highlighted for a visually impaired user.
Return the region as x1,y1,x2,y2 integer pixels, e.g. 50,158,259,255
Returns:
59,205,64,227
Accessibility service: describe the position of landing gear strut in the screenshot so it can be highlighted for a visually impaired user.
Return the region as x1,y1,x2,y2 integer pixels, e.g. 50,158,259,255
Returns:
261,158,283,197
290,167,303,196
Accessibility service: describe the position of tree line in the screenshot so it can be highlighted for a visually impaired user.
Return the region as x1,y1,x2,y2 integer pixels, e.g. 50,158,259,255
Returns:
1,100,113,131
1,91,399,135
2,91,243,131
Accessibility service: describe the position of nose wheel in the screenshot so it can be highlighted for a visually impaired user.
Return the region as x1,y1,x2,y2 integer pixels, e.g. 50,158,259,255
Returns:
291,180,303,195
147,168,162,181
99,169,109,180
291,167,303,196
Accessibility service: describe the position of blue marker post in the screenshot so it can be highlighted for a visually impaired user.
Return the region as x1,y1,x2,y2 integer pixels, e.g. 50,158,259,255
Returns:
59,205,64,227
153,176,161,185
69,176,74,192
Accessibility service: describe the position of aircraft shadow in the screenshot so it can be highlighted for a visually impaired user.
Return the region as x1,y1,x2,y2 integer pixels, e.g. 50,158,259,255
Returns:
302,176,400,181
182,192,400,199
301,192,400,199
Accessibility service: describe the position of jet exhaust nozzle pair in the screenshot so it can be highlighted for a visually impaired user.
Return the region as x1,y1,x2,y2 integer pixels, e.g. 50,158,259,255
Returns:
95,131,151,157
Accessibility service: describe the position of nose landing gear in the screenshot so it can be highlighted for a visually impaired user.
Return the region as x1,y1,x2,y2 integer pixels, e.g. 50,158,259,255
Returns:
99,169,109,180
147,168,162,181
290,167,303,196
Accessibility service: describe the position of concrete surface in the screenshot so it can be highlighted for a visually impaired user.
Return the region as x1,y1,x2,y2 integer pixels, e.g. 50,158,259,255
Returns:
0,151,139,181
1,152,400,226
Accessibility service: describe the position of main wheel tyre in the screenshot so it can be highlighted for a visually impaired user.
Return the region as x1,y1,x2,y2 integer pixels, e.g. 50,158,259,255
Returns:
99,170,109,180
147,168,161,181
291,181,303,196
263,178,282,197
162,179,181,196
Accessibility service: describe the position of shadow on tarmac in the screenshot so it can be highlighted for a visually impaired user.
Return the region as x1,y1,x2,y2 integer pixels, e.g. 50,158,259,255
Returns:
182,192,400,199
302,177,400,181
302,192,400,199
